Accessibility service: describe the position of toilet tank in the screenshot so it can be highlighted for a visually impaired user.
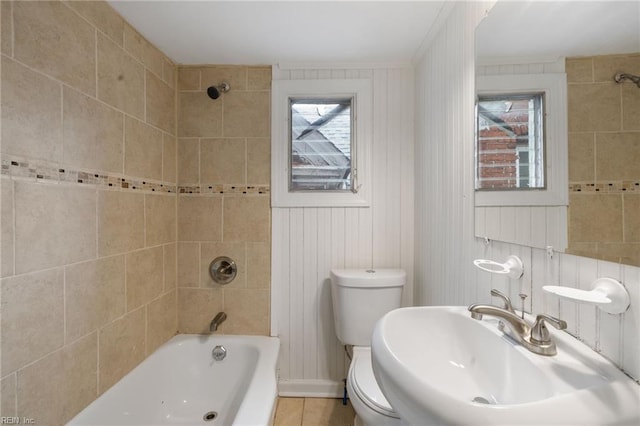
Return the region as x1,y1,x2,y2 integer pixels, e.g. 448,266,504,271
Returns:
330,269,405,346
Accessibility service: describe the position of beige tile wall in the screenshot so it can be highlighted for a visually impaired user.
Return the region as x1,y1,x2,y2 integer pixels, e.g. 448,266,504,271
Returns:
0,1,178,423
2,2,273,422
567,53,640,266
176,66,272,335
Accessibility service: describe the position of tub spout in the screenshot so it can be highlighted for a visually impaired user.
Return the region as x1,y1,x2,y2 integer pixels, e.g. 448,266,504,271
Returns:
210,312,227,332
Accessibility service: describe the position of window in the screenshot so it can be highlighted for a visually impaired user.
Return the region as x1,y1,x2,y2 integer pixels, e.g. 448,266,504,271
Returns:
475,73,567,207
289,98,354,192
476,93,545,190
272,79,372,207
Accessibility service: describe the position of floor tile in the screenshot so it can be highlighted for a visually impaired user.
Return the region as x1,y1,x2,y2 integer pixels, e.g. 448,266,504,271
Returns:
274,397,304,426
301,398,355,426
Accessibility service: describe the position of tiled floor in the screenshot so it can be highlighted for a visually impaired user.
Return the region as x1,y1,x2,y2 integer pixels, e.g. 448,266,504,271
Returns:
274,397,355,426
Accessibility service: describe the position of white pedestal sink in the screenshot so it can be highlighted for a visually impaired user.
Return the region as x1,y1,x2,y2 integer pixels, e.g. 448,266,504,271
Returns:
371,306,640,425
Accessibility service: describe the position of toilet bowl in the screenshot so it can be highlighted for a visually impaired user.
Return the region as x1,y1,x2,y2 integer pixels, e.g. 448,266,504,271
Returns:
330,269,406,426
347,347,403,426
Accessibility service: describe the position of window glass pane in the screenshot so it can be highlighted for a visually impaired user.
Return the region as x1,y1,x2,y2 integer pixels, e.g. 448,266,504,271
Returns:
289,98,353,191
476,93,545,190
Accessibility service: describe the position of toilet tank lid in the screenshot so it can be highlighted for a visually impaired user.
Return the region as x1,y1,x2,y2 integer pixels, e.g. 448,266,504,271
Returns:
330,269,406,288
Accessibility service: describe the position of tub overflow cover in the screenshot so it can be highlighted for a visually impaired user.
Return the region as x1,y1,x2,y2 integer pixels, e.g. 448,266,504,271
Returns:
212,345,227,361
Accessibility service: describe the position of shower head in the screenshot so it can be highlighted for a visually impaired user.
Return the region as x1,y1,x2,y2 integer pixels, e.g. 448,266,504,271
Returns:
614,73,640,88
206,82,230,99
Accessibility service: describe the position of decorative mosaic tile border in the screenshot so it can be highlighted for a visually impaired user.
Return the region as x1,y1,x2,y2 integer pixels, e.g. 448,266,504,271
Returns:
1,155,270,196
178,184,270,195
1,155,176,193
569,181,640,193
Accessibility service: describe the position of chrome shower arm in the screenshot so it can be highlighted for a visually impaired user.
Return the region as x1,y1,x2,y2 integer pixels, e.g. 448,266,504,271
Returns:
614,73,640,88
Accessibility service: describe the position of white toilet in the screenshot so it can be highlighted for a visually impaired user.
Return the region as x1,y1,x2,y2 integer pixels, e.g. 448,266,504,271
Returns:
330,269,406,426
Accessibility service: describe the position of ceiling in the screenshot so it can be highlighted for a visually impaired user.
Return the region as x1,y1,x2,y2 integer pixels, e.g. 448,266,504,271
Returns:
108,1,639,66
107,0,447,65
476,1,640,60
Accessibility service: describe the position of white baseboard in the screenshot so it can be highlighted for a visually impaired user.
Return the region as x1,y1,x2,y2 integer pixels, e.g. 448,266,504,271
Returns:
278,379,345,398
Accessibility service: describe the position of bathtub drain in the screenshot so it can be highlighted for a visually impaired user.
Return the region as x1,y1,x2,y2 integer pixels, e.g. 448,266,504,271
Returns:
203,411,218,422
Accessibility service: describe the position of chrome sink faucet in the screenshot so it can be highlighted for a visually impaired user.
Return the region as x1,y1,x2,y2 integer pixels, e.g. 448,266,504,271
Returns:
468,290,567,356
210,311,227,332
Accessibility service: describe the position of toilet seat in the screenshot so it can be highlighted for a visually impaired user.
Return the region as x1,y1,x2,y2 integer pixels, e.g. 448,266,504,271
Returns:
349,347,399,419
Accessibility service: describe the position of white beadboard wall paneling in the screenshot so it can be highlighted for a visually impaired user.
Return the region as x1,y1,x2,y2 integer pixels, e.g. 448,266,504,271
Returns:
499,207,517,246
371,67,415,306
372,69,391,266
399,66,416,305
414,57,426,305
302,208,318,380
548,206,568,251
278,62,413,71
475,205,566,250
514,207,533,247
474,209,487,246
271,209,290,376
530,247,548,313
289,208,305,381
271,64,415,396
484,207,502,239
530,206,548,248
415,1,490,307
329,207,349,384
315,208,336,381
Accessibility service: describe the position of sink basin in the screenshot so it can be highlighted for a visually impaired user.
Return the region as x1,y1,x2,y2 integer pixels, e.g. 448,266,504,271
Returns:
371,306,640,425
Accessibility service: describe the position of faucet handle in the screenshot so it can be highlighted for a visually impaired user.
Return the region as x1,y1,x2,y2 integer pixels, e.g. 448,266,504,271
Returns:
490,289,515,314
531,314,567,344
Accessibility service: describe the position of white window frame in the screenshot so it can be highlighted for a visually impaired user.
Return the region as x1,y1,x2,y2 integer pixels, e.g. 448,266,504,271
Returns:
272,79,372,207
475,73,568,207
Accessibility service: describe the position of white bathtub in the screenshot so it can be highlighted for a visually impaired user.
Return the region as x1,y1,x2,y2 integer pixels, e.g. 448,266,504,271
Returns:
69,334,280,426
